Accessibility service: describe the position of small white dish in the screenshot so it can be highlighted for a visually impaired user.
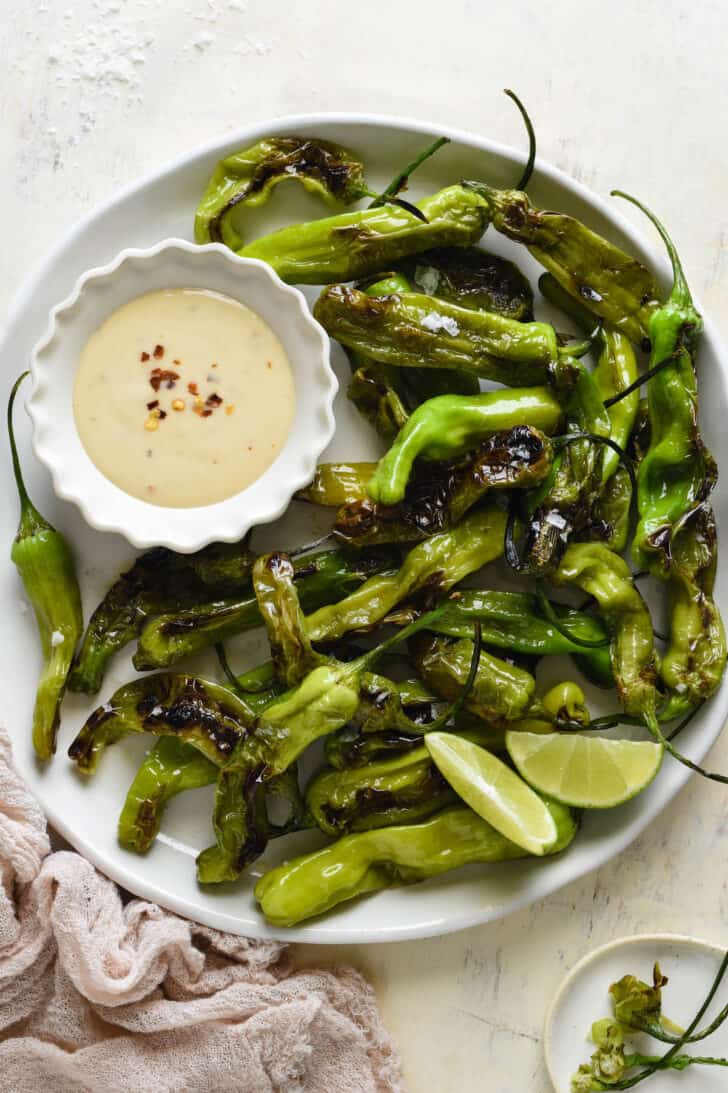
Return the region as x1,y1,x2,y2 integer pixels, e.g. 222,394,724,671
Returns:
27,239,337,552
545,933,728,1092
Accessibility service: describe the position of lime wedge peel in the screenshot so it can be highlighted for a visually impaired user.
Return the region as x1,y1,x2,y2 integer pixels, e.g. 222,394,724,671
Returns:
505,731,664,810
425,732,559,856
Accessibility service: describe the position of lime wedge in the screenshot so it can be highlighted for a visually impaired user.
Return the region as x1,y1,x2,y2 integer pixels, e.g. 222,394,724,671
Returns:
506,731,663,809
425,732,559,855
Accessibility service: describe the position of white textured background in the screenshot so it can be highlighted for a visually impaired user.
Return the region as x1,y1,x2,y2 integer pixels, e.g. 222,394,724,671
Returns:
2,2,727,1090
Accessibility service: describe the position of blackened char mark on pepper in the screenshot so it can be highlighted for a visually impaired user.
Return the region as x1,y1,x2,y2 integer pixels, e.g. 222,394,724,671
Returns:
210,139,364,243
137,679,240,758
236,763,270,870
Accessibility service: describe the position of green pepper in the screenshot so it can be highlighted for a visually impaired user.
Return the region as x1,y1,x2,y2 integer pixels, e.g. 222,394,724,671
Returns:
305,504,506,643
586,465,633,553
306,748,455,836
194,137,369,248
237,185,490,284
410,633,536,724
68,673,257,774
325,717,507,770
464,180,660,346
346,272,479,433
69,539,257,694
314,284,562,386
8,374,83,759
296,462,375,506
614,193,726,711
133,546,398,670
429,589,612,686
118,738,217,853
551,543,658,722
539,272,640,483
398,245,534,320
255,800,577,927
335,426,554,546
251,552,325,687
367,387,563,505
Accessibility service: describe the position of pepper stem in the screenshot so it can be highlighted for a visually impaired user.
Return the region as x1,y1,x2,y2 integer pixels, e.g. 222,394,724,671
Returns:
368,136,450,219
611,190,693,311
7,371,46,538
504,88,536,190
645,710,728,785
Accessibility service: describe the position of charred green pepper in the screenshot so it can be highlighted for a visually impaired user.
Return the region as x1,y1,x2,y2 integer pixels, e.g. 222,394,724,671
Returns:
9,374,83,759
367,386,563,505
335,426,553,546
255,800,577,927
69,539,257,694
314,284,563,386
238,185,490,284
399,245,534,320
464,180,660,346
296,462,376,507
195,137,369,248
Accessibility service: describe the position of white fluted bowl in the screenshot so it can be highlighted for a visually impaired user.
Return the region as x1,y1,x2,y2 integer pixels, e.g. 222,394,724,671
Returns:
28,240,336,552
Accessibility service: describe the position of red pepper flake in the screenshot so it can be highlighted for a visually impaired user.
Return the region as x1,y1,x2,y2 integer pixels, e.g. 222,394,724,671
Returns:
205,392,223,408
140,351,150,362
150,368,180,392
153,344,164,359
266,360,273,369
158,409,168,420
172,358,181,365
201,409,213,418
211,362,218,369
187,381,198,395
146,399,159,410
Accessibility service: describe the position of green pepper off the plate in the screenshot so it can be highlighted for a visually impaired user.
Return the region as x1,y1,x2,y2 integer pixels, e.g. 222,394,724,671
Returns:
8,373,83,760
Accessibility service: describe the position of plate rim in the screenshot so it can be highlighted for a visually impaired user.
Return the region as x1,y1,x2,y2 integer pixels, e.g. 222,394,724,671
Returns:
3,110,728,944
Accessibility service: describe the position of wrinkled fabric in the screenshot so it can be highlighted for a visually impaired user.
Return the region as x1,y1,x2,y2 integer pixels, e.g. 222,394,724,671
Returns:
0,730,403,1093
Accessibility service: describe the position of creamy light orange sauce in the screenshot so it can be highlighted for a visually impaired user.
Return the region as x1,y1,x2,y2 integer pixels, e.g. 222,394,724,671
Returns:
73,288,295,507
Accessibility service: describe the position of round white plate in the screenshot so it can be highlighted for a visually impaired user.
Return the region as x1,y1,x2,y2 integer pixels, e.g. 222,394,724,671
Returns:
545,934,728,1092
2,114,727,943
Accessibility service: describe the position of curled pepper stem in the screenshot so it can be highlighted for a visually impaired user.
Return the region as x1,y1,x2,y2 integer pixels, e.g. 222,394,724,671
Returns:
215,642,241,692
611,190,692,307
503,88,536,191
287,531,335,558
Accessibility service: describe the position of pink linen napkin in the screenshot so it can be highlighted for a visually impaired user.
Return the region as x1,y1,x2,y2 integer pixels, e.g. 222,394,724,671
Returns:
0,729,403,1093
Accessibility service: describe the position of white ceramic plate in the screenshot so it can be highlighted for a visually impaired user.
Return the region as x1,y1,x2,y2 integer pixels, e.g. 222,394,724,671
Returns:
2,114,727,943
545,934,728,1092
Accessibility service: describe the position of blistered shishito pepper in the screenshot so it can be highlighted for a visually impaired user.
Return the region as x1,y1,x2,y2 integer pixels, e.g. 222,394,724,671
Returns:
68,673,258,773
306,748,455,836
551,543,659,723
367,386,563,505
296,462,376,507
69,539,257,694
429,589,612,686
255,801,577,927
614,194,726,712
464,180,660,346
118,737,217,853
8,374,83,759
539,272,639,483
237,185,490,284
305,504,506,643
133,546,398,670
410,633,536,724
252,552,326,687
347,273,479,429
398,246,534,320
195,137,369,248
314,284,563,387
335,426,553,546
